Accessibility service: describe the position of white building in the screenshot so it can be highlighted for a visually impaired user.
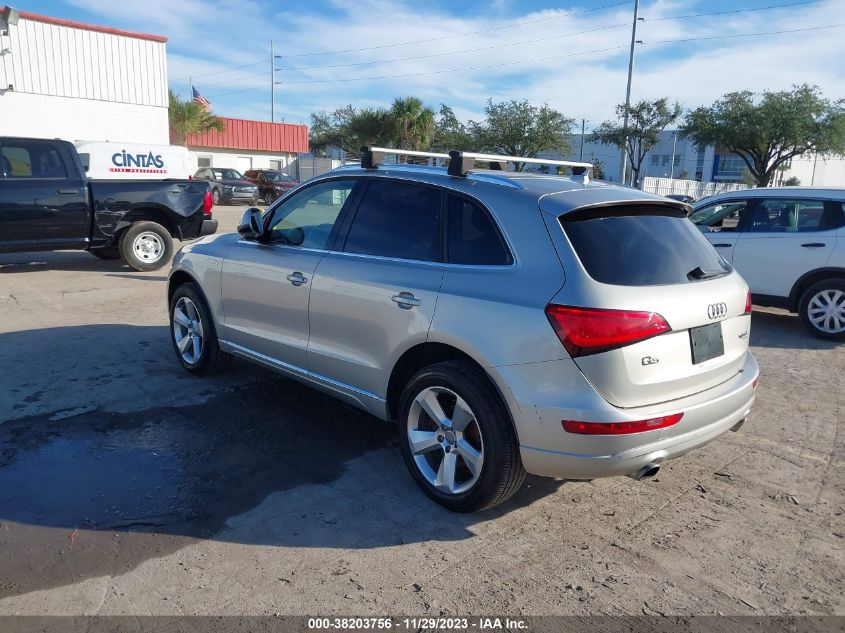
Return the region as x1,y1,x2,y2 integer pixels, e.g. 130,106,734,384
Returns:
0,6,169,144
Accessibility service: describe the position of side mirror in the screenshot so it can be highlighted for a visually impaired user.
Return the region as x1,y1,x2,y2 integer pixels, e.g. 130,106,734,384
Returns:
237,208,265,240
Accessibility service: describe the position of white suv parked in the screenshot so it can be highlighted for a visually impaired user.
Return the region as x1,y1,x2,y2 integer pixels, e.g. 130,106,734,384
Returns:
691,187,845,339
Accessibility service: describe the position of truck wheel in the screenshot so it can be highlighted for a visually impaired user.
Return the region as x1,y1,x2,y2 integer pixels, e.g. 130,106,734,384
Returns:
90,246,120,260
799,279,845,340
398,360,525,512
212,188,220,205
169,282,231,375
119,221,174,272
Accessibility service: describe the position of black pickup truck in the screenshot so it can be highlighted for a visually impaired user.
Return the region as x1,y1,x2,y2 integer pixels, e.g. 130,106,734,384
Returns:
0,137,217,271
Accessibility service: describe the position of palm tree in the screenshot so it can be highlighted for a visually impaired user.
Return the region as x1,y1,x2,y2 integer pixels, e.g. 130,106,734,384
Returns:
389,96,435,151
168,89,225,146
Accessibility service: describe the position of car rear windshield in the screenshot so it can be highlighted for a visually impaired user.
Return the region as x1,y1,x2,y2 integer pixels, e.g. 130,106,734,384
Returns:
560,206,731,286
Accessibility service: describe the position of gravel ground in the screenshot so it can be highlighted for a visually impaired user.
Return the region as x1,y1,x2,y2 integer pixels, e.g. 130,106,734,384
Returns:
0,205,842,616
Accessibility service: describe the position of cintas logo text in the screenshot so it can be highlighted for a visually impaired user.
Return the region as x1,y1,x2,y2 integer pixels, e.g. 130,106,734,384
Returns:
111,150,165,169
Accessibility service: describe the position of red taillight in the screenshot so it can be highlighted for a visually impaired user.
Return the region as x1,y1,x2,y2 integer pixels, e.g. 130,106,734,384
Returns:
562,413,683,435
752,376,759,390
744,291,752,314
202,190,213,217
545,305,671,357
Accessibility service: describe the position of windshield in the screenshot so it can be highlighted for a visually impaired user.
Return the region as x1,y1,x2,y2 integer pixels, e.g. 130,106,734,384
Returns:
212,168,244,180
265,171,294,182
689,200,747,228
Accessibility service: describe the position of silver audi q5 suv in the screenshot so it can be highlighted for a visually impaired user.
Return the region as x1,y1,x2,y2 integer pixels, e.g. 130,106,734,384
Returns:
168,148,759,512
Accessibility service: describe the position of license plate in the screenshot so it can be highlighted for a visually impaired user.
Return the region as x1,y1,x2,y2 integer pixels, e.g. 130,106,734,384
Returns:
690,322,724,364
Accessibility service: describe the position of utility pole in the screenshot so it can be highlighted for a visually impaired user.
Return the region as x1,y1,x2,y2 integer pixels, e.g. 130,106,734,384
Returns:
669,132,677,180
579,118,585,162
619,0,641,184
270,40,275,123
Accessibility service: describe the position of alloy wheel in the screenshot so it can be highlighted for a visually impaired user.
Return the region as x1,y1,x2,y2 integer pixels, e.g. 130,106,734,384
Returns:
406,386,484,495
172,297,204,364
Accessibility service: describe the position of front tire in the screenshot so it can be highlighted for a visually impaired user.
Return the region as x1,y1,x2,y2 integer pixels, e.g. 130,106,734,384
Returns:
398,360,525,512
799,279,845,340
169,282,230,375
119,221,173,272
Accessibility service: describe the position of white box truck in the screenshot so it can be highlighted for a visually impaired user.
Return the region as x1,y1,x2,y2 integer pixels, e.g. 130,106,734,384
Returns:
74,141,191,180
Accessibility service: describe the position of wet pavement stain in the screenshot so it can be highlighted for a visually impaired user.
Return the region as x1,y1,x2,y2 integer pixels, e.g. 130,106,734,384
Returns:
0,376,396,598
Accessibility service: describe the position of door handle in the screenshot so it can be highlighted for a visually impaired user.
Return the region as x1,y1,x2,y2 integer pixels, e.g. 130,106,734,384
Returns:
56,188,79,194
801,243,826,248
712,243,732,248
286,272,308,286
392,292,421,309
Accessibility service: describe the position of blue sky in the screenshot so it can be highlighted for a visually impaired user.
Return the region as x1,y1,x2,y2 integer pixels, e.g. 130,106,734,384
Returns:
22,0,845,128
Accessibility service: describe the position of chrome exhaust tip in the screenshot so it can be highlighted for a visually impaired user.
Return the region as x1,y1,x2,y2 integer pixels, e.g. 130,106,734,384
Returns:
730,418,747,432
628,463,661,481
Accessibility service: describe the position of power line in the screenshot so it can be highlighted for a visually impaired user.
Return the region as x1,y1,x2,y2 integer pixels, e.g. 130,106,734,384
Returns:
173,1,628,83
270,23,845,86
276,23,629,72
648,0,823,22
281,1,631,58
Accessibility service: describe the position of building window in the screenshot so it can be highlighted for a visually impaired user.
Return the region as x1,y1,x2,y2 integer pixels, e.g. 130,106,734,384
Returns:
662,155,670,166
673,155,681,167
269,159,284,170
651,154,659,167
197,156,212,168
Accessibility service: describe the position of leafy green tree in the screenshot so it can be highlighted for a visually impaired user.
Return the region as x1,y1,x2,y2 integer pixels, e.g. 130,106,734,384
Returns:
680,84,845,187
783,176,801,186
309,105,392,154
473,99,574,170
389,96,435,151
591,158,605,180
590,97,682,188
432,104,475,152
168,89,225,146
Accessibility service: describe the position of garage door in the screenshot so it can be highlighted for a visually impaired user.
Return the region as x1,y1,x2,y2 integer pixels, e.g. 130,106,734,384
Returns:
235,156,253,173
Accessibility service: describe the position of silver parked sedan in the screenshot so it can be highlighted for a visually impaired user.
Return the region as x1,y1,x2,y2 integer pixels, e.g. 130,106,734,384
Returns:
167,148,759,512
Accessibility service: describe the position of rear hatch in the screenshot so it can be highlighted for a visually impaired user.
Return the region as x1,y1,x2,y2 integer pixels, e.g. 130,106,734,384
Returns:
544,201,751,409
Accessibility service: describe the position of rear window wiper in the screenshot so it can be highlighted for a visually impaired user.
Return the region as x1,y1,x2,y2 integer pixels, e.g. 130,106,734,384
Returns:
687,266,725,281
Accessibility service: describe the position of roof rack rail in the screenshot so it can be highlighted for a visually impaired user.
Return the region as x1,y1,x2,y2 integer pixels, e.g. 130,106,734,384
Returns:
447,150,593,182
361,146,449,169
359,146,593,184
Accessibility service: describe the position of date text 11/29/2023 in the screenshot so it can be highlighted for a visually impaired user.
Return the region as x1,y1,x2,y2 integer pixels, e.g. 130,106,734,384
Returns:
307,617,527,630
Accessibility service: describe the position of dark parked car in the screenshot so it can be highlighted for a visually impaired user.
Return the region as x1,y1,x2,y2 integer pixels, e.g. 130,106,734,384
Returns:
0,137,216,271
665,194,696,204
244,169,298,205
193,167,258,206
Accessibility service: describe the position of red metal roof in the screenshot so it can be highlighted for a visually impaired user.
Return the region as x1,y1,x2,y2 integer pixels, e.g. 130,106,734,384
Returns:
2,7,168,42
186,118,309,154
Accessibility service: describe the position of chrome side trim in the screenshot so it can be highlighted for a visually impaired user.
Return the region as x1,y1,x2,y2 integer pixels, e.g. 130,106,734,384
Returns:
219,339,385,403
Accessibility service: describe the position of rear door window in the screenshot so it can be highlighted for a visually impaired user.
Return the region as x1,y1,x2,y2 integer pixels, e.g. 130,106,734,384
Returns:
446,194,511,265
688,200,747,231
343,180,442,262
561,207,731,286
747,199,828,232
1,142,68,178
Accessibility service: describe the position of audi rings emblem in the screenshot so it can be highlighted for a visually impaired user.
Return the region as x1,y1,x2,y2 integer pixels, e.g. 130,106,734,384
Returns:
707,302,728,320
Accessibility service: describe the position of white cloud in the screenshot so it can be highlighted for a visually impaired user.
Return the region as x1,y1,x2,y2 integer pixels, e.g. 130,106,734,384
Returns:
62,0,845,128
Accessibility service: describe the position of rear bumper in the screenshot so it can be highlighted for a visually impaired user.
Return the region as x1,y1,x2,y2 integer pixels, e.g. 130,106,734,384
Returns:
199,219,218,237
492,353,758,480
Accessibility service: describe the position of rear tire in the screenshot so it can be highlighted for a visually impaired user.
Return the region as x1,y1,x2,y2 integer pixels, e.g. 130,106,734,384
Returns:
397,360,525,512
169,282,231,375
263,192,274,205
119,221,173,272
799,279,845,340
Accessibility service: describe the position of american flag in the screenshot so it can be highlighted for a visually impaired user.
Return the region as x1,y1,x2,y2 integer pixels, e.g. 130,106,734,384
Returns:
192,86,212,112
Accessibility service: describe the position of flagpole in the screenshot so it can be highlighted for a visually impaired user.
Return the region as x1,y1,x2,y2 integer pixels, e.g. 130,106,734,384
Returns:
270,40,275,123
